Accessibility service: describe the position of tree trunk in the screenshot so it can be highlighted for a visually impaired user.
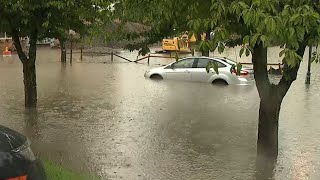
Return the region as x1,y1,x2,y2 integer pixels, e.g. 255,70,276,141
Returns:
251,43,280,180
10,26,38,107
22,60,37,107
60,39,67,63
257,96,281,158
252,42,306,179
255,97,280,180
255,85,282,180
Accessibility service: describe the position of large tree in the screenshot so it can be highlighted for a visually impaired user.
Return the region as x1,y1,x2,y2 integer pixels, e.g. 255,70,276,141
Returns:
202,0,320,160
114,0,320,174
0,0,110,107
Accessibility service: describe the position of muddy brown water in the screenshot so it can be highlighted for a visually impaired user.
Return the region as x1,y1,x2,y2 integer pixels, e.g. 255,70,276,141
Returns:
0,47,320,179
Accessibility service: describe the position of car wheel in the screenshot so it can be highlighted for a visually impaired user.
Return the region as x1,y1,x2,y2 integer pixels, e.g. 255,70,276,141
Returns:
150,74,163,80
212,79,228,86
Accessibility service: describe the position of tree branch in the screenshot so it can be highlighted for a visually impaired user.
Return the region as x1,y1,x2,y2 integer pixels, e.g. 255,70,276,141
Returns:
11,29,28,63
252,42,271,100
7,17,28,63
276,44,307,99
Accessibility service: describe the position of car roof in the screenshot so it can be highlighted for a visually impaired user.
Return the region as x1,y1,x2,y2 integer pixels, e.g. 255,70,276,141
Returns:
184,56,229,60
182,56,231,65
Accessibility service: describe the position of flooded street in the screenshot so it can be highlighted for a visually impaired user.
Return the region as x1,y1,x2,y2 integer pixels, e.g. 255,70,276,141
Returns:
1,47,320,179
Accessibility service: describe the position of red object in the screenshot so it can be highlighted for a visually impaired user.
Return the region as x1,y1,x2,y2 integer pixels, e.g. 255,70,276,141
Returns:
233,70,249,76
3,47,12,56
6,175,27,180
240,71,249,76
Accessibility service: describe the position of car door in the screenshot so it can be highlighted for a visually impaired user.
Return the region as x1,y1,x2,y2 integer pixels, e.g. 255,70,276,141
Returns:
191,58,226,82
166,58,197,81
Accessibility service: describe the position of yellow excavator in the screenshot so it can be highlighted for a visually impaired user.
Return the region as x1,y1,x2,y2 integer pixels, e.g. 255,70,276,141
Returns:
162,33,206,53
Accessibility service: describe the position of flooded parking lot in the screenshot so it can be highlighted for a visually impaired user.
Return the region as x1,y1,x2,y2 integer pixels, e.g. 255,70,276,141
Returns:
0,47,320,179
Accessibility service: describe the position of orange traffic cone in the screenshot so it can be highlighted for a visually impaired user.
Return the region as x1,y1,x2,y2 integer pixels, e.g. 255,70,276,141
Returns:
3,47,12,57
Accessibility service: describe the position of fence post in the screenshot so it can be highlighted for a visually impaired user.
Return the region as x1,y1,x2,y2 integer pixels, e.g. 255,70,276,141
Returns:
306,46,312,84
70,40,73,64
80,47,83,62
111,52,114,63
147,54,150,65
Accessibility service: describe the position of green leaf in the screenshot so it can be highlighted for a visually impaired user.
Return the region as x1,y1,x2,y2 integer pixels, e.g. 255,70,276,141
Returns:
270,18,276,32
175,52,179,62
250,33,260,47
212,42,218,52
260,35,267,47
206,61,219,74
279,49,286,57
239,1,248,9
218,43,225,54
236,63,243,75
245,48,250,57
243,9,251,24
239,47,245,58
210,21,215,29
285,51,301,68
296,26,305,40
246,45,254,52
243,35,250,44
212,61,219,74
289,27,295,38
311,12,320,19
230,64,236,74
290,14,300,23
206,63,210,73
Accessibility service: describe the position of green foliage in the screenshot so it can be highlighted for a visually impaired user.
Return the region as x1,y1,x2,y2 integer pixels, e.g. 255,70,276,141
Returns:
114,0,320,80
0,0,112,42
311,46,320,63
206,61,219,74
44,160,99,180
280,48,303,68
229,63,243,76
175,52,179,62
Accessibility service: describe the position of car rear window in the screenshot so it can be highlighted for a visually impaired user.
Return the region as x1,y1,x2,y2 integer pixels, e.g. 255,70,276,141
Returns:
218,58,237,65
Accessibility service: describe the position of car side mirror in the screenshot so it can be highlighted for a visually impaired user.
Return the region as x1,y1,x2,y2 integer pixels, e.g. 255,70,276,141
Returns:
171,64,175,69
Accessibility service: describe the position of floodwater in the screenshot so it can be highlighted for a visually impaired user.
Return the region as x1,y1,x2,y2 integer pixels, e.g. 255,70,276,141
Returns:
0,46,320,180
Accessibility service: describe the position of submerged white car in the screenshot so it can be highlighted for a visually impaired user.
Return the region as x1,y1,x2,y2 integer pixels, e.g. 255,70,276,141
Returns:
144,57,254,85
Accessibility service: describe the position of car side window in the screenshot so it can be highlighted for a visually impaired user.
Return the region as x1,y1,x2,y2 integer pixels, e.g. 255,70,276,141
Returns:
197,58,210,68
197,58,226,68
173,58,195,68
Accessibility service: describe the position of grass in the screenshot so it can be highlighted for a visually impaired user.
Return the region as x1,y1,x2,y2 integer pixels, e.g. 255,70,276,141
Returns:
44,161,99,180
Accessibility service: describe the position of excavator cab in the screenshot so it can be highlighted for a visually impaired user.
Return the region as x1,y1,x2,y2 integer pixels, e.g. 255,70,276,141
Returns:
162,33,206,53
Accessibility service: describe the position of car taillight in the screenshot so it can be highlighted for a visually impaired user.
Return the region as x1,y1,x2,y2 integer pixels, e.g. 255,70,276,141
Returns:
240,71,249,76
7,175,27,180
233,70,249,76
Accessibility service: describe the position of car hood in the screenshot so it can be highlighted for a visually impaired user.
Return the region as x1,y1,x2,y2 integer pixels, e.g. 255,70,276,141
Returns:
148,66,167,72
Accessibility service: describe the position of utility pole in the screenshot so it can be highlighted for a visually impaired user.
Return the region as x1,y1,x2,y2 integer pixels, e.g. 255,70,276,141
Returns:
305,46,312,84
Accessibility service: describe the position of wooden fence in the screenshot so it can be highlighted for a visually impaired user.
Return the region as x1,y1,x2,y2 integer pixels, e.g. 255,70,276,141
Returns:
77,51,283,69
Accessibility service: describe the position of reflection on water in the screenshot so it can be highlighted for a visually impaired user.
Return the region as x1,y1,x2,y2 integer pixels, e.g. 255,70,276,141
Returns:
0,47,320,179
